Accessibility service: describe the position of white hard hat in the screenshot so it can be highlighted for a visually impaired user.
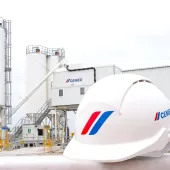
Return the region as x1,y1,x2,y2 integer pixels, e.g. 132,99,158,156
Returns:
63,73,170,162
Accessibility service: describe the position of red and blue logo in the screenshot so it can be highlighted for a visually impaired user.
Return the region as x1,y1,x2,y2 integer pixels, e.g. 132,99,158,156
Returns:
81,110,114,135
154,109,170,121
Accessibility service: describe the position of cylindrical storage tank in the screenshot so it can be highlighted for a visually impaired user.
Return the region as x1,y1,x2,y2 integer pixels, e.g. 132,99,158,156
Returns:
25,46,47,114
46,49,62,132
46,49,61,100
0,20,5,107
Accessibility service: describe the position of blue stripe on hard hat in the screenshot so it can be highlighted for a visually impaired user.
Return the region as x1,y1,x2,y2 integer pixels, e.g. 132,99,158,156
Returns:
89,111,114,135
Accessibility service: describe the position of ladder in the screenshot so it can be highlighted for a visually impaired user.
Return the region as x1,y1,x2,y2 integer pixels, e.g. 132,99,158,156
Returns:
3,19,12,124
33,99,52,125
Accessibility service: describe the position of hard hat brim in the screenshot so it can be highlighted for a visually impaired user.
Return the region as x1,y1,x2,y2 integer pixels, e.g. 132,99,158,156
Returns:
63,128,168,162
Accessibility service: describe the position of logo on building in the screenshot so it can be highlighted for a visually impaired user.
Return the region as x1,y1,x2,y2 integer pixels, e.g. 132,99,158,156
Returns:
154,109,170,121
28,128,31,134
81,110,114,135
66,78,82,83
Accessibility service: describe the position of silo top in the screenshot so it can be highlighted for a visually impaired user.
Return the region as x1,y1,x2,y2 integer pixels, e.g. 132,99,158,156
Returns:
26,45,48,55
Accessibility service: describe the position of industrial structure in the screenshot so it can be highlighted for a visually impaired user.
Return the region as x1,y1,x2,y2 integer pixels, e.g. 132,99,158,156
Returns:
0,17,170,153
10,60,122,149
0,17,12,125
10,58,170,151
9,46,66,149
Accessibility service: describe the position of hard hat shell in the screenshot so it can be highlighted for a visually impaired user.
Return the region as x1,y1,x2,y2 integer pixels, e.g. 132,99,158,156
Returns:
63,73,170,162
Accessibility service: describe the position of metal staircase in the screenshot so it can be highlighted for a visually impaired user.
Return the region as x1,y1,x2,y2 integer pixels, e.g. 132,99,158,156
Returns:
10,99,52,140
10,117,28,139
32,99,52,125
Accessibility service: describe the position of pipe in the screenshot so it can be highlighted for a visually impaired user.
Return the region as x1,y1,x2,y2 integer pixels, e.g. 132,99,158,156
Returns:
55,109,57,139
65,111,67,141
1,58,66,126
66,65,96,83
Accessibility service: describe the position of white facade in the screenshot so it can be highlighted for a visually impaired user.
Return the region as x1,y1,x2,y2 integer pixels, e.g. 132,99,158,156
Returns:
25,52,47,114
123,66,170,100
22,124,44,141
0,26,5,107
46,53,60,100
51,65,122,106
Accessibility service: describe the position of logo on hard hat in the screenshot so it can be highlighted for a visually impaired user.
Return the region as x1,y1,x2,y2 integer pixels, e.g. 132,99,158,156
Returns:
81,111,114,135
154,109,170,121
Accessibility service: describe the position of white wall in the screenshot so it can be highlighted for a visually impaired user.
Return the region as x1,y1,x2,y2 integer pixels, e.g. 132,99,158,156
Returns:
46,55,60,100
25,53,47,114
51,65,116,106
22,125,43,141
123,67,170,100
0,27,5,107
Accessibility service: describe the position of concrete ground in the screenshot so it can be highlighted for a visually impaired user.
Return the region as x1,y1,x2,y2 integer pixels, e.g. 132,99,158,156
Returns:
0,146,64,156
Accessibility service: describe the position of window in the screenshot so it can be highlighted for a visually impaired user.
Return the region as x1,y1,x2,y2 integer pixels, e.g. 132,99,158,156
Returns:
36,48,40,53
24,144,28,147
59,89,63,96
80,87,85,95
38,129,43,136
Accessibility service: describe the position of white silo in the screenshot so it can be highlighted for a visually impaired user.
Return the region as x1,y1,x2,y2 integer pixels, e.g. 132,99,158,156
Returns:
25,46,47,115
0,19,5,108
0,17,12,125
46,48,65,133
46,48,65,100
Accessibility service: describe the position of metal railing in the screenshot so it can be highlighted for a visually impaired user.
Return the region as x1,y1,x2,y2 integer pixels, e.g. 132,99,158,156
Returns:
33,99,52,125
26,45,48,55
10,99,52,139
47,48,65,60
26,45,65,61
10,117,31,138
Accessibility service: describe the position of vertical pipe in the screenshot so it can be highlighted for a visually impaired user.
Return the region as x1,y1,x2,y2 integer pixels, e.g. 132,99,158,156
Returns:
45,117,47,125
32,113,33,124
45,53,49,127
55,108,57,139
51,113,53,140
51,114,53,128
46,55,49,101
65,111,67,141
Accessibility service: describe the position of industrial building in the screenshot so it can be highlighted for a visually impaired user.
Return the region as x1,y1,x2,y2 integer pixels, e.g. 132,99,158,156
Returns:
11,61,123,149
0,16,170,152
10,62,170,150
123,66,170,100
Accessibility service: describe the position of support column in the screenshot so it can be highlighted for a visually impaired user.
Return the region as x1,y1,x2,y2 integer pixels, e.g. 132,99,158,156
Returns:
64,111,67,141
55,109,57,139
0,109,5,126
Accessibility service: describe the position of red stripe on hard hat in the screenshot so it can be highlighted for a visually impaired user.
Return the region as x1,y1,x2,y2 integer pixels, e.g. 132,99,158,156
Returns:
81,111,101,135
154,112,158,121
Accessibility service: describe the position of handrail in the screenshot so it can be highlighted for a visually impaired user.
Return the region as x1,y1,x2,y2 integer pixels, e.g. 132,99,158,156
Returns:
0,58,66,126
33,99,52,124
26,46,65,60
11,99,52,138
10,117,28,136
